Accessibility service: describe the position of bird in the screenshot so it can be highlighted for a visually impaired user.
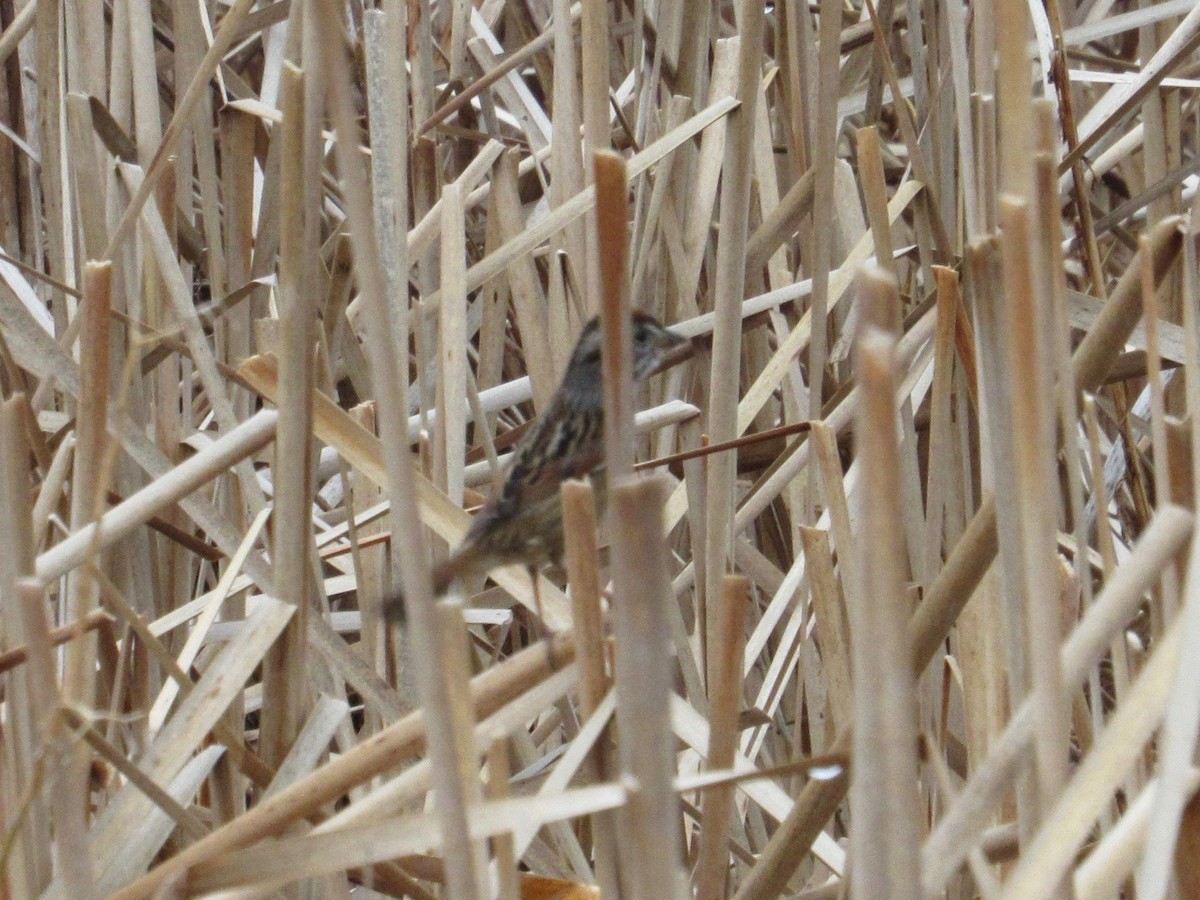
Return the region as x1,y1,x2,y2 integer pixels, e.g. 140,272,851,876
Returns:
382,311,687,621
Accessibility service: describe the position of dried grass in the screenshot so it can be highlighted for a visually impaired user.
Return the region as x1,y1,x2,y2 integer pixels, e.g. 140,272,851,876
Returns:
1,0,1199,897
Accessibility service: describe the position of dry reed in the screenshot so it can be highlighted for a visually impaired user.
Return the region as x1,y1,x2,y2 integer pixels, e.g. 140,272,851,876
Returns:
1,0,1199,897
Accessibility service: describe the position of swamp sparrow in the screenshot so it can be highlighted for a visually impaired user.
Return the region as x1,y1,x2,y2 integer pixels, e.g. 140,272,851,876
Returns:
383,311,686,619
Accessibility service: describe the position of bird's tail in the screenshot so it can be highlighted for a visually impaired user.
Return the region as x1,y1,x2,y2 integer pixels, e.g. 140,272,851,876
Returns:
379,545,485,622
381,591,407,622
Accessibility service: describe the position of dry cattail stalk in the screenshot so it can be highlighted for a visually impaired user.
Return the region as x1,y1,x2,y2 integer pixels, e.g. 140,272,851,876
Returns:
3,1,1200,898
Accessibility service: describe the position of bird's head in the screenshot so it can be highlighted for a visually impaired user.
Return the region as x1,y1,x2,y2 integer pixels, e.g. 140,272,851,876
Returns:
566,311,688,382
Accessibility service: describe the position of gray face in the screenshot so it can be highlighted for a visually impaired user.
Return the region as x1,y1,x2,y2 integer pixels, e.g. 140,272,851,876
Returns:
632,313,687,378
561,312,686,386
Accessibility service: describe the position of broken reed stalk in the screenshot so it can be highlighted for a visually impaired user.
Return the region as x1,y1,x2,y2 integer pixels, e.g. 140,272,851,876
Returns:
485,739,521,900
63,261,110,690
609,475,682,899
695,574,749,900
263,61,313,769
850,278,920,900
1000,195,1070,833
560,478,621,898
705,0,764,672
432,598,489,899
1,400,50,896
595,149,634,481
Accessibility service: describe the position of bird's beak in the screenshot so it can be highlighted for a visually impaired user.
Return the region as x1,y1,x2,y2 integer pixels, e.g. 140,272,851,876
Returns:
661,327,689,350
651,328,695,374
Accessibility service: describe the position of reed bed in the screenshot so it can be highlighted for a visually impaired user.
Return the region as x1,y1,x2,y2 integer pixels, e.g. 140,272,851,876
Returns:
1,0,1199,897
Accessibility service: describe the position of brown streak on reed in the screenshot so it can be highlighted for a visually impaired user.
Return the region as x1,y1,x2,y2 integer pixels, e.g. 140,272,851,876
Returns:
595,149,634,481
0,609,113,676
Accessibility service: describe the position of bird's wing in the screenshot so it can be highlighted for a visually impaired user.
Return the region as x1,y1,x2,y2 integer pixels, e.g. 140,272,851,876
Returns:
486,407,603,521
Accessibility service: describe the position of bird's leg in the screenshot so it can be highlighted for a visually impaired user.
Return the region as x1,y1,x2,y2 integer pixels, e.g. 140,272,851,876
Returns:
528,564,558,670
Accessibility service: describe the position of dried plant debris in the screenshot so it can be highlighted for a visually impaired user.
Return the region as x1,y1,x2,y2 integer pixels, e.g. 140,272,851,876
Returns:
1,0,1199,897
